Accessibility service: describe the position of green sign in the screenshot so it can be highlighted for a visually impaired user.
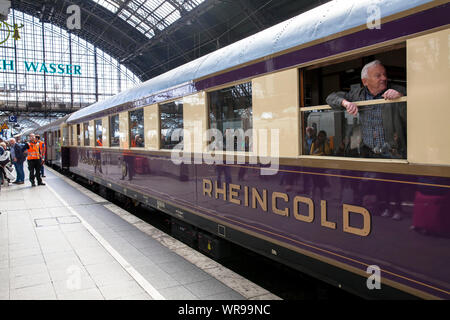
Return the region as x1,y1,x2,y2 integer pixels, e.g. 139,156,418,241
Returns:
0,59,82,75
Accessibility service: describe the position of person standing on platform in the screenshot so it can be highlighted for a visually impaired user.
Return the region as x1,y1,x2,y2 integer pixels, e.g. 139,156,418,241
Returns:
36,135,46,178
8,138,26,184
27,133,45,187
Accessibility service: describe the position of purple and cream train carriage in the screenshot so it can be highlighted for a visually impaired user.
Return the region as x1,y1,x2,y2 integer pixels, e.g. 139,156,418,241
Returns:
40,0,450,299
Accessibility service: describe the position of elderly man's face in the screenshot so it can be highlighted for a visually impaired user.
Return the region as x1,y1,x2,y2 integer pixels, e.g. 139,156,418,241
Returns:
362,64,388,96
29,134,35,141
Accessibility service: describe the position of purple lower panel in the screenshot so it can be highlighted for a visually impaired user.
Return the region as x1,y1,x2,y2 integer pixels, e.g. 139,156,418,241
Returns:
196,163,450,299
70,148,196,205
69,148,450,298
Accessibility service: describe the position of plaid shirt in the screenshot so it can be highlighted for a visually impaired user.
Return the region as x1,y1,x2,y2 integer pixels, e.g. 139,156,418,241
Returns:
360,89,386,150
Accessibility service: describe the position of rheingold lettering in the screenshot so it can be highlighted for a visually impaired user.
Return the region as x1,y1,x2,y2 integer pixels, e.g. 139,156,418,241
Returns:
203,179,372,237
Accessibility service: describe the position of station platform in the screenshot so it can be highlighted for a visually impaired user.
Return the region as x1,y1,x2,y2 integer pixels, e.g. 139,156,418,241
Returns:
0,165,279,300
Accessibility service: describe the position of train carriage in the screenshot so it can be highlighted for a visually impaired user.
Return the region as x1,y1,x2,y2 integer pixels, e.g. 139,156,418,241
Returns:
35,114,70,169
42,0,449,299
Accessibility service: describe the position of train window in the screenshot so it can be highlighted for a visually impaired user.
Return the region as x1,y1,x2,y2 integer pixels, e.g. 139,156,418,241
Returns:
300,47,407,159
95,120,103,147
129,109,144,148
76,124,81,146
83,122,90,146
160,100,183,150
109,114,120,147
208,82,252,152
70,126,74,146
62,126,69,146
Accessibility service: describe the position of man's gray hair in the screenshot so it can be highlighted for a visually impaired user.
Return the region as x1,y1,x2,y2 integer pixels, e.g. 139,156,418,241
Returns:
361,60,384,79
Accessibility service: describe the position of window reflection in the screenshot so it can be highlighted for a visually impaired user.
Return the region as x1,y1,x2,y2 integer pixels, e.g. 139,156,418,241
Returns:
109,114,120,147
62,126,69,146
83,122,90,146
95,120,103,146
160,100,183,150
208,82,252,152
77,124,81,146
129,109,145,148
70,125,74,146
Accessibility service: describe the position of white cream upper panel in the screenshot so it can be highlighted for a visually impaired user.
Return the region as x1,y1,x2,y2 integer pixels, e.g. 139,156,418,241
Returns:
407,28,450,165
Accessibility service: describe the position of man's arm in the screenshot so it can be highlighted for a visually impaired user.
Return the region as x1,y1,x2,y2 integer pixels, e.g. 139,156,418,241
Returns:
326,91,350,110
326,90,360,116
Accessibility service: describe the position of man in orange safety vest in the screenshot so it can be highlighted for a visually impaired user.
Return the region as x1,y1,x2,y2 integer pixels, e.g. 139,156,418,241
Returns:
27,133,45,186
36,135,46,178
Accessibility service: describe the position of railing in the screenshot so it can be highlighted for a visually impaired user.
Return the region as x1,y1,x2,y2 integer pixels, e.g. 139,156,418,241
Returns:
300,96,407,112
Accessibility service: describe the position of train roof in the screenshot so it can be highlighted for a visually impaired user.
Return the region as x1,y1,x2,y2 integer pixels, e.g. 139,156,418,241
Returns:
67,0,433,123
35,114,71,134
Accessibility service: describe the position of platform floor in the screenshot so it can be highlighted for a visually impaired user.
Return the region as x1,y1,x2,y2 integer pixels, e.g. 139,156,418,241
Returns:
0,165,279,300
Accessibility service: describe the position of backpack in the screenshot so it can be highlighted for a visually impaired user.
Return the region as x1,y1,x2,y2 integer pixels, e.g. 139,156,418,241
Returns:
3,161,16,181
0,150,10,167
14,143,26,162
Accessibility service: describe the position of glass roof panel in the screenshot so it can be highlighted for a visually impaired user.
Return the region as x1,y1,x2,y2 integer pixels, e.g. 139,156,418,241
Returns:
93,0,119,13
92,0,206,39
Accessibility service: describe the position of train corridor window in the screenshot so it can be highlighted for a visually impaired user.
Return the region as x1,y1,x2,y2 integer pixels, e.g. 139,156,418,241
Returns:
70,126,74,146
300,47,407,159
83,122,90,146
77,124,81,146
62,126,69,146
208,82,252,152
95,120,103,147
56,130,60,148
109,114,120,147
129,109,144,148
160,100,183,150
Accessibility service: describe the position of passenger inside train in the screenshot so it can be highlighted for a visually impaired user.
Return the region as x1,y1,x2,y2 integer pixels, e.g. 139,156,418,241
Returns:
301,47,407,159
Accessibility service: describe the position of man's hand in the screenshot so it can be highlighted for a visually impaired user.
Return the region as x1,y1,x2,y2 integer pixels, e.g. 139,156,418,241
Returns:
382,89,403,100
342,100,358,116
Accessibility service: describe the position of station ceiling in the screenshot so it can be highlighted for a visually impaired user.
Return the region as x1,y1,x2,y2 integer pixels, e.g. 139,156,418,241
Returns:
14,0,330,81
4,0,329,137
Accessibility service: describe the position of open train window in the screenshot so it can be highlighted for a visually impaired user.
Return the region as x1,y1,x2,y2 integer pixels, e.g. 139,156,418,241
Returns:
95,120,102,147
160,100,183,150
300,46,407,159
83,122,90,146
208,82,252,152
129,108,144,148
109,114,120,147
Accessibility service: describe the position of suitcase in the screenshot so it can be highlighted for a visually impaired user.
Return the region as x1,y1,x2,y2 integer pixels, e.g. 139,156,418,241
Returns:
412,191,450,237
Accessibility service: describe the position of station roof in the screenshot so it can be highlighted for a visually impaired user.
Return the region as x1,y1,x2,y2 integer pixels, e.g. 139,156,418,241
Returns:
6,0,329,136
14,0,329,81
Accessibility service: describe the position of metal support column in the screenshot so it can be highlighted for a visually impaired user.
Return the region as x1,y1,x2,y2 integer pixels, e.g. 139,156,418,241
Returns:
94,46,98,102
41,21,47,117
69,33,74,109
